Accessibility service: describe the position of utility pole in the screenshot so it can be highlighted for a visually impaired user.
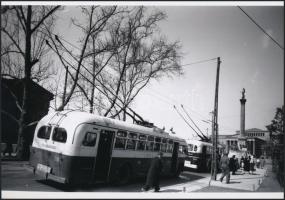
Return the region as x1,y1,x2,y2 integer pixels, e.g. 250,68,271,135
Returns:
211,57,221,180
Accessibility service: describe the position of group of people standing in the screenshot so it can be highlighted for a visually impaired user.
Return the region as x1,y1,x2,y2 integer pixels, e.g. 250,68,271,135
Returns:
141,151,266,190
240,155,266,174
219,152,266,184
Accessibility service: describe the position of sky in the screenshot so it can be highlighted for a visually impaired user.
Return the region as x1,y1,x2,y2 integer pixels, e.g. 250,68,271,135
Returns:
5,1,282,141
130,5,284,140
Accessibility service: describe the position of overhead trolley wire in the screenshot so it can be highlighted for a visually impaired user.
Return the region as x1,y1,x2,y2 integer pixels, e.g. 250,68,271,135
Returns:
181,57,217,67
181,104,206,136
237,6,284,50
46,30,238,132
173,105,200,136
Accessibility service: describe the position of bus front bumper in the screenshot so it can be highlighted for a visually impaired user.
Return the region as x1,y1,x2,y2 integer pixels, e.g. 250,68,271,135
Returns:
34,165,67,184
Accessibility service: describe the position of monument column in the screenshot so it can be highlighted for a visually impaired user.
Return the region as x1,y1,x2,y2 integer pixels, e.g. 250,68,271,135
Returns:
238,88,247,151
240,89,246,137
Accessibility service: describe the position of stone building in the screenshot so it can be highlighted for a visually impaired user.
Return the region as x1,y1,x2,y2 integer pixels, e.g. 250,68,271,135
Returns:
218,128,270,157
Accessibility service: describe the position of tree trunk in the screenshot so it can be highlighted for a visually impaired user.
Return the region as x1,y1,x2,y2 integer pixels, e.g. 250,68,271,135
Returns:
89,36,96,113
16,6,32,160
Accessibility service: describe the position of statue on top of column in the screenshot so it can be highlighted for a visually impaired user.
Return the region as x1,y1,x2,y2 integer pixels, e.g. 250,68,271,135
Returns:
242,88,245,99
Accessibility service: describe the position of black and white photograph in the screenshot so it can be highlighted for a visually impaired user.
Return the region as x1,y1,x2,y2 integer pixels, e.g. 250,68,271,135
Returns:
1,1,284,199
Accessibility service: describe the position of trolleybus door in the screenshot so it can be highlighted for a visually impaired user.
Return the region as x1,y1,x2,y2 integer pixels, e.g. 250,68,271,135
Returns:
171,142,179,173
94,129,114,182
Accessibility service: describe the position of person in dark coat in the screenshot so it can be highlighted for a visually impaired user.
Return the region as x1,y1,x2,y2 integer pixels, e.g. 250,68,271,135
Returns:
219,152,230,184
244,156,250,174
229,155,236,175
260,156,266,169
142,152,163,192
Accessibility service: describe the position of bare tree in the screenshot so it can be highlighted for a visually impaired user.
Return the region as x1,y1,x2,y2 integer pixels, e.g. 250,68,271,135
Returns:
1,5,60,160
46,6,120,112
101,7,183,120
45,6,183,126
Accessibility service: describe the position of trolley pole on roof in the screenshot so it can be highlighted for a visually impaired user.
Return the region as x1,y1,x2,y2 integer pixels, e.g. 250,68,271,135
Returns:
211,57,221,180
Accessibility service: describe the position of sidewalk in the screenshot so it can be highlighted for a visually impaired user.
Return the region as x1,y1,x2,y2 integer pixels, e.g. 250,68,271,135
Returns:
160,159,283,193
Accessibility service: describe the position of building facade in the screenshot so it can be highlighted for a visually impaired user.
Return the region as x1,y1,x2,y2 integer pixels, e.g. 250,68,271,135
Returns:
218,128,270,157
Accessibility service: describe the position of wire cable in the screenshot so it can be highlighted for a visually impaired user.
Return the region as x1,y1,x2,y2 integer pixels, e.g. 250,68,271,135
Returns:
181,104,205,135
237,6,284,50
181,57,217,67
173,105,205,139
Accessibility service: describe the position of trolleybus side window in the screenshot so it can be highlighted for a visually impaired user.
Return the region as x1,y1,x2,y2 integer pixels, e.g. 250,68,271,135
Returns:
137,134,146,151
126,132,137,150
37,126,52,139
194,145,198,152
114,130,127,149
82,132,97,146
179,145,188,154
167,139,173,153
179,145,183,154
183,145,188,154
154,137,161,151
161,138,167,152
146,135,154,151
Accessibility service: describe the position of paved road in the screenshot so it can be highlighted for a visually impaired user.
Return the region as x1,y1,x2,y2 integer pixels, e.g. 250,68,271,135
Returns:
1,161,207,192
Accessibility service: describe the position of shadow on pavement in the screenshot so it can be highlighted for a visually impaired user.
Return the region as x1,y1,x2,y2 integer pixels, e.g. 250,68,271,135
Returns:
231,177,262,180
35,173,205,192
160,189,181,192
228,181,241,184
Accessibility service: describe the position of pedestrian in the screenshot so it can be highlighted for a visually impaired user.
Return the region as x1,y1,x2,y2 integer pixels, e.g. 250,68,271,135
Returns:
219,152,230,184
229,155,236,175
234,157,239,172
240,156,245,174
256,157,261,169
250,155,255,174
142,152,163,192
260,156,266,169
244,156,250,174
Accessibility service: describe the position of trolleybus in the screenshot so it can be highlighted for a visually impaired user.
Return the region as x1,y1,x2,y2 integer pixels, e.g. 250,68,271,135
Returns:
184,139,224,172
29,110,188,185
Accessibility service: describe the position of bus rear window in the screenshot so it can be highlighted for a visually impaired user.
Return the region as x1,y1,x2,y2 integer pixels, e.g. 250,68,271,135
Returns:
52,127,67,143
37,126,52,139
82,132,97,146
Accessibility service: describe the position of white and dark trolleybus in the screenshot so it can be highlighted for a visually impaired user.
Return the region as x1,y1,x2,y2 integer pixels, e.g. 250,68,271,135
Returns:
30,110,188,185
184,139,224,172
